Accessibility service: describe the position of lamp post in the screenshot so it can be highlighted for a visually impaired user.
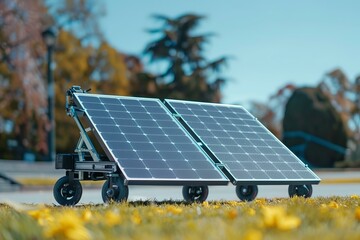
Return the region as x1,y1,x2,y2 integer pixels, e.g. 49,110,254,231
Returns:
42,28,56,161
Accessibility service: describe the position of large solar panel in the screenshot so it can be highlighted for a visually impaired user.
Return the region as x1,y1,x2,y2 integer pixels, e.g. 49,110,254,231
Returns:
73,93,228,185
165,99,320,184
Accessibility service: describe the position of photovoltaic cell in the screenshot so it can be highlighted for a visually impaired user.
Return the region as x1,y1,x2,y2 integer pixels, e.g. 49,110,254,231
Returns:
166,99,320,183
73,93,228,184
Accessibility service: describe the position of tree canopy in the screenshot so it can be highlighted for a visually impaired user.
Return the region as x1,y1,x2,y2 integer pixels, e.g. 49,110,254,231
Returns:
0,2,230,160
2,1,359,167
0,0,49,159
143,13,228,102
0,0,130,159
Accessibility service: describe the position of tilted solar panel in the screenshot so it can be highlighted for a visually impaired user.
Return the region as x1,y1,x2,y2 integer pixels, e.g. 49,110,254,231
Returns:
73,94,228,185
165,99,320,184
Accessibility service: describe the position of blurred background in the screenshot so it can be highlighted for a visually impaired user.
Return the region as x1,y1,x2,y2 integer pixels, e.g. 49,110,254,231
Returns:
1,0,360,169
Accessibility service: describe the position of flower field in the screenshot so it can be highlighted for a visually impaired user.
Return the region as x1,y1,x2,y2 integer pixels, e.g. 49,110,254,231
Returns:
1,196,360,240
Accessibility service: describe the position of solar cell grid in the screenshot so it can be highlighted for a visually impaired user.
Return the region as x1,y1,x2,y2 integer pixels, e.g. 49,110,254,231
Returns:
74,94,228,184
166,99,320,183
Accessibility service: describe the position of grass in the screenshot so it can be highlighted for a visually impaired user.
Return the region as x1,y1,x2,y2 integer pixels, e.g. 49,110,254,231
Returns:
17,178,57,186
1,196,360,240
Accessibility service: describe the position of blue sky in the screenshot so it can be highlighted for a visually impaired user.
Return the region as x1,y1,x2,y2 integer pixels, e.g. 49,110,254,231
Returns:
100,0,360,104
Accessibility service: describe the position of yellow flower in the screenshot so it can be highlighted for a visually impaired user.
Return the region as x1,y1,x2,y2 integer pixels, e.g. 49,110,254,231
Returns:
247,208,256,216
262,206,301,231
243,229,263,240
255,199,266,205
226,209,238,220
355,207,360,221
104,211,122,226
278,215,301,231
166,206,183,215
44,211,91,240
156,208,165,215
213,205,221,209
202,201,210,208
328,201,339,209
131,211,142,225
228,201,244,207
351,195,360,199
27,207,53,226
82,209,93,223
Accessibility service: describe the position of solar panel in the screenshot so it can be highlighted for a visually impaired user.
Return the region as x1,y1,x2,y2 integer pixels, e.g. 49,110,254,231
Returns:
73,93,228,185
165,99,320,184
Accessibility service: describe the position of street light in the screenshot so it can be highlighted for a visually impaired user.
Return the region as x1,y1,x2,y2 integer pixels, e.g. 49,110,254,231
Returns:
42,27,56,161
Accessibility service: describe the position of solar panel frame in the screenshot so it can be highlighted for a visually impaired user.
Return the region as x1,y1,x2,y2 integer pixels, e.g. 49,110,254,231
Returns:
73,93,229,185
165,99,321,185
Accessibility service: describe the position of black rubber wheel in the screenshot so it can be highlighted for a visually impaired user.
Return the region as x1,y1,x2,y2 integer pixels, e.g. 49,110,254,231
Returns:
182,186,209,203
236,185,258,201
102,178,129,203
53,176,82,206
288,184,313,198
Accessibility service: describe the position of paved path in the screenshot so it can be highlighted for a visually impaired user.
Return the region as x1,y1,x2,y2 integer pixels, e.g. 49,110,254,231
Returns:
1,160,360,181
0,160,360,205
0,183,359,205
0,160,61,179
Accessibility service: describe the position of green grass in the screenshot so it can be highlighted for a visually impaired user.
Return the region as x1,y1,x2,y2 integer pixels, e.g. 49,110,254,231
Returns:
1,196,360,240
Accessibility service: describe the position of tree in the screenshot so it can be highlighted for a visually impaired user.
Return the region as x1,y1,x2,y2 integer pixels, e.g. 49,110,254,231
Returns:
53,30,130,153
250,68,360,167
125,55,158,98
249,84,296,138
143,13,227,102
90,42,129,96
0,0,49,159
0,0,130,159
319,69,360,166
283,87,348,168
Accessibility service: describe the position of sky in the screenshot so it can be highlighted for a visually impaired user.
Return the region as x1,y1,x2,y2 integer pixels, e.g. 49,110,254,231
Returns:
100,0,360,104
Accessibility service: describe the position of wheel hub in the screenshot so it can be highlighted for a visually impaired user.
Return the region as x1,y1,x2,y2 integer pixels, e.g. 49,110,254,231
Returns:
61,186,75,198
195,188,202,196
241,187,248,194
183,185,209,203
106,185,119,198
189,187,202,199
297,185,309,196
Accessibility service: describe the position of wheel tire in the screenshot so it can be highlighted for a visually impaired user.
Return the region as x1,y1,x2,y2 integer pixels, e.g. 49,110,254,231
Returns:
288,184,313,198
53,176,82,206
102,178,129,203
236,185,258,201
182,186,209,203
